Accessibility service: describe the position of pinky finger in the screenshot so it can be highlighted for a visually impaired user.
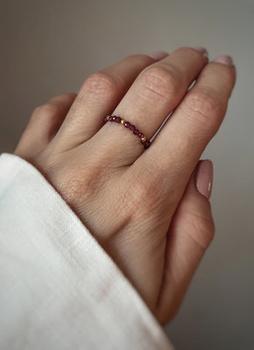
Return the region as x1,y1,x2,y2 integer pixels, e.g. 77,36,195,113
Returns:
15,93,77,158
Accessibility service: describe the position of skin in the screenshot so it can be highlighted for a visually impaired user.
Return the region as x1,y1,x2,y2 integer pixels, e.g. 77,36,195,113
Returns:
15,47,236,325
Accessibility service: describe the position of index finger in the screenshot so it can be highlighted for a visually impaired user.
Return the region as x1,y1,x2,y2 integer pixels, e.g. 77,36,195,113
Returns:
137,56,236,199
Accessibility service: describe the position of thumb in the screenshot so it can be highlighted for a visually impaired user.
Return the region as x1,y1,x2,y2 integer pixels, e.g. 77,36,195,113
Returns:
156,160,214,325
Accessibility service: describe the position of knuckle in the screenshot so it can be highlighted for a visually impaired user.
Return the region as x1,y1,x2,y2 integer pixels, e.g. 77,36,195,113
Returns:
54,167,89,207
175,46,206,59
55,157,108,206
188,206,215,250
175,46,196,55
61,174,85,204
52,92,77,101
183,89,226,132
141,66,181,101
127,172,162,215
124,53,155,66
82,71,119,97
32,103,59,119
31,93,77,120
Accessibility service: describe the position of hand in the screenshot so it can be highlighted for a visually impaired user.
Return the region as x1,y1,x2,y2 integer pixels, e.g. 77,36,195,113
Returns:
15,48,236,324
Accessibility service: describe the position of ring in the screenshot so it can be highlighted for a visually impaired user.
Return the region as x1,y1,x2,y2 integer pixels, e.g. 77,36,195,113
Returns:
103,115,151,149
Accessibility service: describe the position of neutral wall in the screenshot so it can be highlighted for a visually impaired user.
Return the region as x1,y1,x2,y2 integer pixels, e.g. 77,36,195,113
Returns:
1,0,254,349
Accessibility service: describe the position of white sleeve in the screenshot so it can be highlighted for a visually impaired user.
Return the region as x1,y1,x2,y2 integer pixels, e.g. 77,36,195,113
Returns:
0,153,174,350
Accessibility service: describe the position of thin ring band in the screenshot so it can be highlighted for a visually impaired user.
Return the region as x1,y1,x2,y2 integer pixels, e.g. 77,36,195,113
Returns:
103,115,151,149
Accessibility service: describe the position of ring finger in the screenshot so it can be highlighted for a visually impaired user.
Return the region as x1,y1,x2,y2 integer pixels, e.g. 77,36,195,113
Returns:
53,54,165,151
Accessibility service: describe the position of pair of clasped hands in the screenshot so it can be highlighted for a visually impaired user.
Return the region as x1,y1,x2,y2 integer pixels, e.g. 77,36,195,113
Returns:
15,47,236,324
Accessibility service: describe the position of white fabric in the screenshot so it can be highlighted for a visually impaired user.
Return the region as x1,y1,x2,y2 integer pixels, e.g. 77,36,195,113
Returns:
0,153,174,350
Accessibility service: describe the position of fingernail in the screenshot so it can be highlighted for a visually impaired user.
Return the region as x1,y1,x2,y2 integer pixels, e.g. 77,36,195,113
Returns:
192,46,208,60
196,160,213,199
213,55,233,66
148,51,169,60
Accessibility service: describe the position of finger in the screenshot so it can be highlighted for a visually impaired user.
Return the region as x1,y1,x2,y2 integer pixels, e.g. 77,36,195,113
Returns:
155,160,214,324
139,56,236,203
15,93,76,159
95,47,208,163
54,54,165,151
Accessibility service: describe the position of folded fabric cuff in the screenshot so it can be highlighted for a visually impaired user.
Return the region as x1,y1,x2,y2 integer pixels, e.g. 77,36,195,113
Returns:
0,153,174,350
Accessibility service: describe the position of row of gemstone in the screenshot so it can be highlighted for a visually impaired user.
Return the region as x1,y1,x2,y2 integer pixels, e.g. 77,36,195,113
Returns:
104,115,151,148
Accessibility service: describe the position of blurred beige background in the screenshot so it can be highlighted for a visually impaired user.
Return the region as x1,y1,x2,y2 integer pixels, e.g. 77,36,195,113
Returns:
1,0,254,349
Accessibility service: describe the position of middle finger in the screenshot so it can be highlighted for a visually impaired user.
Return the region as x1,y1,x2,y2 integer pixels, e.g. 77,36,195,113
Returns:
99,47,208,161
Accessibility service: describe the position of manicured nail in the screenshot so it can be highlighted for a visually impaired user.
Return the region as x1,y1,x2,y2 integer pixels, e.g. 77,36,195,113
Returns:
196,160,213,199
148,51,169,60
193,46,208,60
213,55,233,66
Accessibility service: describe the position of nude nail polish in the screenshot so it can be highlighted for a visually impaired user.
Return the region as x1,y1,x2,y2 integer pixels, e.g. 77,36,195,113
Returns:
193,46,209,60
148,51,169,60
196,160,213,199
213,55,234,66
